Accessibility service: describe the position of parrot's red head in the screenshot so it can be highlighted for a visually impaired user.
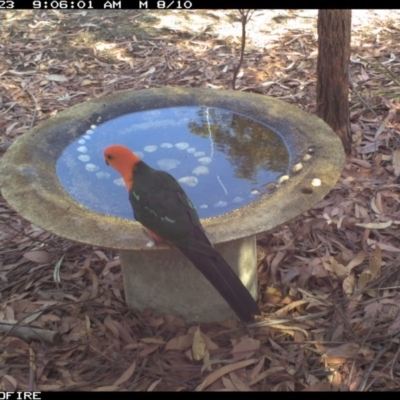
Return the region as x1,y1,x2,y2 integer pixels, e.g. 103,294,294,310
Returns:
104,145,141,190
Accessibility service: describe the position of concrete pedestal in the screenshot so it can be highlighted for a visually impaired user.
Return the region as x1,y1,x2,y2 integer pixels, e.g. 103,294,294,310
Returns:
120,236,257,323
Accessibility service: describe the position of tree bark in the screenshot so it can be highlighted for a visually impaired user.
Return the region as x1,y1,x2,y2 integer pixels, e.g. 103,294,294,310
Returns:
316,10,352,154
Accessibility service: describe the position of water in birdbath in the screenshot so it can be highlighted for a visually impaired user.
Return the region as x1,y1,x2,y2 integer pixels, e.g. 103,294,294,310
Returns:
56,106,289,219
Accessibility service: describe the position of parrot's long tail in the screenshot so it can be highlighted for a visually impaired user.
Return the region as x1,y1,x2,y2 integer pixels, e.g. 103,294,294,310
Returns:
176,230,261,322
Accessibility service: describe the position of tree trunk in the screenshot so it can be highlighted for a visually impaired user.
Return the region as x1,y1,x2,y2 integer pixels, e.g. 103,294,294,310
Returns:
316,10,352,154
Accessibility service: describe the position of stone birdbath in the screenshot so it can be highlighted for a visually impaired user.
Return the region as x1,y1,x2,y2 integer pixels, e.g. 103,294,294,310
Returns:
0,88,345,322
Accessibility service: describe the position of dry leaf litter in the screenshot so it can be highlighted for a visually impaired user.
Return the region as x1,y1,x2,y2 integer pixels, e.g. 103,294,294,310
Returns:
1,10,400,391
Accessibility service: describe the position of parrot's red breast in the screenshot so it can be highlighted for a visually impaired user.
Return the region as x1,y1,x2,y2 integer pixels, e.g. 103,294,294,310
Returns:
104,144,261,322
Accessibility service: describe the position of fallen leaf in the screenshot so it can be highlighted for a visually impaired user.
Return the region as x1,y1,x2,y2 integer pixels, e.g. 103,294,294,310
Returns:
343,274,355,296
103,315,119,338
232,337,260,361
94,250,109,261
81,79,93,86
330,257,347,277
94,386,119,391
199,331,219,351
249,356,265,382
392,148,400,176
302,382,332,391
369,244,382,280
47,74,68,82
24,301,57,323
355,221,392,229
265,286,283,304
145,66,155,75
6,121,19,135
229,371,252,391
345,250,366,273
196,359,257,391
248,366,286,386
322,342,360,363
87,268,98,299
358,245,382,289
140,337,165,344
138,343,160,357
358,270,371,289
222,376,236,390
23,250,51,263
373,242,400,252
371,193,383,215
3,375,17,391
388,315,400,335
113,361,136,386
192,327,206,361
147,378,162,391
53,255,64,283
165,334,192,351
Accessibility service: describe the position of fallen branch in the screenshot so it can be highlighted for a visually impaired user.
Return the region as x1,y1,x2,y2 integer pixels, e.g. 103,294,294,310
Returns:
0,321,61,344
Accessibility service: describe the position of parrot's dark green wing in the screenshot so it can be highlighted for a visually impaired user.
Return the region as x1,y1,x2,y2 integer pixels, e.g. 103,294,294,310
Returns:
128,160,204,246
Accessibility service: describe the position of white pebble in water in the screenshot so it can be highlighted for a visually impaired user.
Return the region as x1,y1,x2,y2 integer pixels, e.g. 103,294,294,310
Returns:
161,143,173,148
90,125,96,130
200,205,208,209
96,171,111,179
144,145,157,153
86,130,94,135
175,142,189,150
113,178,125,186
78,139,85,144
213,200,227,208
157,159,180,170
78,155,90,162
250,189,262,196
291,163,303,173
178,176,198,187
312,178,321,187
232,197,244,203
77,146,87,153
194,151,205,157
278,175,289,184
83,135,91,140
192,166,209,175
187,147,196,153
198,157,212,165
85,163,99,172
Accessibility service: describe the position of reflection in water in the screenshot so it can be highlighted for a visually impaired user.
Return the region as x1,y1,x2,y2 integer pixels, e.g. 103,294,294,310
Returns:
56,106,289,219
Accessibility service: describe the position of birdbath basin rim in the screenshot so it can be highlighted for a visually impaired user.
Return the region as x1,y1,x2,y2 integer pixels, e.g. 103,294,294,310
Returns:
0,88,345,250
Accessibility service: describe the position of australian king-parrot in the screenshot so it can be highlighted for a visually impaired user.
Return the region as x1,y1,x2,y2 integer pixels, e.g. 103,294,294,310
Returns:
104,144,261,322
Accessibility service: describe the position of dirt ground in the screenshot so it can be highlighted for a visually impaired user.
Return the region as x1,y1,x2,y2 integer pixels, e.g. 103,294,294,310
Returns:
1,9,400,391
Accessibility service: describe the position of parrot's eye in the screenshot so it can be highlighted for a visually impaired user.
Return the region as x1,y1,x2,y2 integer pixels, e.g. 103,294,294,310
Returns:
105,154,113,166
